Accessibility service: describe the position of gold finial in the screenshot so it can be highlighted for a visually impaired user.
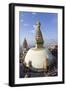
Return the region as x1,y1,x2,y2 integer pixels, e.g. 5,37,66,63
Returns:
35,21,44,48
36,21,41,30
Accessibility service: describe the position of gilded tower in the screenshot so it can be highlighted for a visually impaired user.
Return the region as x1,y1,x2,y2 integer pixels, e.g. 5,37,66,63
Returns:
35,21,44,48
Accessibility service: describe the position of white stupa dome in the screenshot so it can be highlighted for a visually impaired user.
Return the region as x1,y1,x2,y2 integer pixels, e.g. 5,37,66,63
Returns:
25,47,54,70
24,21,55,70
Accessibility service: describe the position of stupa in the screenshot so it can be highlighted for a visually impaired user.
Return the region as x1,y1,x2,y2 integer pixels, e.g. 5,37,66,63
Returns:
25,21,55,71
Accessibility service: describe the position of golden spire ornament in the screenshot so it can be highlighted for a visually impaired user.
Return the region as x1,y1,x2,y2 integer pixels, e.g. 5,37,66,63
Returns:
35,21,44,48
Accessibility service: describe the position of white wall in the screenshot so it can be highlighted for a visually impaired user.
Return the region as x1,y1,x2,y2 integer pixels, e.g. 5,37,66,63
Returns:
0,0,66,90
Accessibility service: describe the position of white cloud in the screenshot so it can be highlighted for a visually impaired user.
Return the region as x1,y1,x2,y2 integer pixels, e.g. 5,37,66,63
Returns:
33,25,35,28
32,12,36,15
23,23,29,26
29,29,35,35
33,24,37,30
30,30,35,34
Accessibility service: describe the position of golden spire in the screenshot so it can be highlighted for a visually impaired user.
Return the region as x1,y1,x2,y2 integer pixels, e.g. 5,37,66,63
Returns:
35,21,44,48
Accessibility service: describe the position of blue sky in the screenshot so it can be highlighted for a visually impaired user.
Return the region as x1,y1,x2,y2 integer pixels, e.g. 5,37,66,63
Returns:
19,11,58,47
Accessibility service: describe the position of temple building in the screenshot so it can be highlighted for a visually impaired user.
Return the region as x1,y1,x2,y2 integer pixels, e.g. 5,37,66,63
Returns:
24,21,55,72
20,38,28,63
22,38,28,54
